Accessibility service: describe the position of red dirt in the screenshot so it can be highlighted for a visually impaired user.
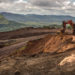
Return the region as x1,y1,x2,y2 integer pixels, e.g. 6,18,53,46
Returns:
21,34,75,55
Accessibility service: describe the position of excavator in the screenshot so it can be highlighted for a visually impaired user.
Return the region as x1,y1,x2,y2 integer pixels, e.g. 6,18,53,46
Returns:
61,20,75,35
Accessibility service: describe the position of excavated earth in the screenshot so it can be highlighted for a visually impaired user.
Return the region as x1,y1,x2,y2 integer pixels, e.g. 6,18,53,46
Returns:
0,34,75,75
19,34,75,56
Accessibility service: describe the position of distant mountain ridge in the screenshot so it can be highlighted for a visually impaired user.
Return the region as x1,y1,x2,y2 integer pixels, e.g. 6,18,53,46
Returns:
1,12,75,23
0,14,26,32
1,12,75,32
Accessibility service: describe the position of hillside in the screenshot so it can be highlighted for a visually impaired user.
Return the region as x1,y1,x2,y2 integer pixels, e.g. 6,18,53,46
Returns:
0,14,26,32
0,13,63,32
0,14,8,24
1,12,75,23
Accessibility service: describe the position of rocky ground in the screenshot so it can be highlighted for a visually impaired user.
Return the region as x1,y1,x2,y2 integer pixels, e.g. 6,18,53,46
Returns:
0,28,75,75
0,50,75,75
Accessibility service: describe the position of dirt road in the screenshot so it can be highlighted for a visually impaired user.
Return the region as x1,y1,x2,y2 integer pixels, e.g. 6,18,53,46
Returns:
0,34,47,60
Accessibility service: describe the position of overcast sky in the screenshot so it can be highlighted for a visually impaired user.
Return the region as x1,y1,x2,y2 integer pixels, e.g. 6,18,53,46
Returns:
0,0,75,16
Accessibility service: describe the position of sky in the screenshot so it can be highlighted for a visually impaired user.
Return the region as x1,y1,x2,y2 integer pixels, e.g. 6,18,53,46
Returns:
0,0,75,16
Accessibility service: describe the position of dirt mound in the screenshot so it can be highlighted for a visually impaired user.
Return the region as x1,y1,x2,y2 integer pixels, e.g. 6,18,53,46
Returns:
18,34,75,56
44,35,73,53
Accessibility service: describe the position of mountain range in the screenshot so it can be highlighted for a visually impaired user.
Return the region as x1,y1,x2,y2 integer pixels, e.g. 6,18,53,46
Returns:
0,12,75,32
1,12,75,23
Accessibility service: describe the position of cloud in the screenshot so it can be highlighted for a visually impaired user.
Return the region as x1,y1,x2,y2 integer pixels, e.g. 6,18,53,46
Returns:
15,0,28,3
0,0,75,16
29,0,75,16
30,0,62,7
0,0,17,3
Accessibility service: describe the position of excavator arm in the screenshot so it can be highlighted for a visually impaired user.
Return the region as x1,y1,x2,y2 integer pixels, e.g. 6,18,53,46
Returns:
61,21,66,34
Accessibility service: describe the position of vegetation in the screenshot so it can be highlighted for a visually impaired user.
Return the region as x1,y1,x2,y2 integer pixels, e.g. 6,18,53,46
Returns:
42,24,62,29
0,14,27,32
0,14,72,32
66,24,72,29
10,46,26,56
0,14,8,24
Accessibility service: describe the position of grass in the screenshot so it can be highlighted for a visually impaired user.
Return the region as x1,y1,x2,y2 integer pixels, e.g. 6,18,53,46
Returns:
0,14,4,18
